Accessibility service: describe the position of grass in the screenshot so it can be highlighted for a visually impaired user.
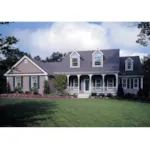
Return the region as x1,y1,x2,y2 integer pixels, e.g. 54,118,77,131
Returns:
1,98,150,127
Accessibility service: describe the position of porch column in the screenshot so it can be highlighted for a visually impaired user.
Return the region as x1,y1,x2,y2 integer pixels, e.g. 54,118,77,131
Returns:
89,74,93,93
77,75,80,93
115,74,118,92
102,74,105,92
67,75,70,91
141,77,143,89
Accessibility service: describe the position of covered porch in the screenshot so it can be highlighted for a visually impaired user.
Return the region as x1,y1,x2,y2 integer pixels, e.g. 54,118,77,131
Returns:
67,74,118,95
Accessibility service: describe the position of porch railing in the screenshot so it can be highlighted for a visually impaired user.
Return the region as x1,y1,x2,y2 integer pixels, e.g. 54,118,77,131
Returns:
68,86,117,93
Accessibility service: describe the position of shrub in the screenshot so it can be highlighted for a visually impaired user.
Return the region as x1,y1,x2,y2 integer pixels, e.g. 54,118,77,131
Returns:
91,93,97,96
99,93,105,98
124,93,135,99
53,75,67,94
30,87,39,95
14,87,23,93
117,84,124,97
25,91,30,94
43,80,50,94
107,93,113,98
137,88,144,97
6,82,11,93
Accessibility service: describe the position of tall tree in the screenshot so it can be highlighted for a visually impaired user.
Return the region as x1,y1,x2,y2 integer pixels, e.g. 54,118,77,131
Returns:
0,22,31,93
34,55,41,61
136,22,150,46
44,52,65,62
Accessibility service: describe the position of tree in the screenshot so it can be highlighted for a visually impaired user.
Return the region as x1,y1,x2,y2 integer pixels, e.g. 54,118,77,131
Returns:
53,75,67,94
34,55,41,61
43,80,50,94
44,52,65,62
136,22,150,46
142,55,150,96
0,22,31,93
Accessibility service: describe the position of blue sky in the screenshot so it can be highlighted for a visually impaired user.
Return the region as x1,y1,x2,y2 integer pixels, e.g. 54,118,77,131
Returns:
0,22,149,58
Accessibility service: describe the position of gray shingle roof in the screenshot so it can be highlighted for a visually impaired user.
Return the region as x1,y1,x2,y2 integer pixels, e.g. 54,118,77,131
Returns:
119,56,143,76
54,49,120,74
30,49,143,76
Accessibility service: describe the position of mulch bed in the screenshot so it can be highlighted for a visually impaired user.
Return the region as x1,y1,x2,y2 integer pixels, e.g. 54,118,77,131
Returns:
0,94,76,99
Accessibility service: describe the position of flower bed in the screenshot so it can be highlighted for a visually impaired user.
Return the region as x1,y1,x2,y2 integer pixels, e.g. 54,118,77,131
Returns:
0,93,76,99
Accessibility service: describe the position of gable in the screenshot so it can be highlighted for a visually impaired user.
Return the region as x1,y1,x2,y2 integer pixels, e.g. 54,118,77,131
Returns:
4,56,48,76
10,58,43,74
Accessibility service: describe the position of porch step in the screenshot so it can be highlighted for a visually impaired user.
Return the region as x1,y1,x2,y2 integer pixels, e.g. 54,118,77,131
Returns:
78,93,90,98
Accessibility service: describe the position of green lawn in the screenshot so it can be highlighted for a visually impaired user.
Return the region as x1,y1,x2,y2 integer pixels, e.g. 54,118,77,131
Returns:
1,98,150,127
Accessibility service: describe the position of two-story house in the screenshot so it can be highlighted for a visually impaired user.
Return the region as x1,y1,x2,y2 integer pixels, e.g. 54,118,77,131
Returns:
4,49,144,98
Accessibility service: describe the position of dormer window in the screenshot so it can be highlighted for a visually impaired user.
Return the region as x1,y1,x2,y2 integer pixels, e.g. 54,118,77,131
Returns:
70,51,80,68
92,50,103,67
125,58,134,71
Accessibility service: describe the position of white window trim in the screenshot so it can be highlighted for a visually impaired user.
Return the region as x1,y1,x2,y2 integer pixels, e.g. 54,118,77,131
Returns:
125,58,134,71
122,78,127,89
31,76,38,88
133,78,139,89
92,50,103,67
95,78,102,87
70,51,80,68
107,78,114,87
15,76,21,87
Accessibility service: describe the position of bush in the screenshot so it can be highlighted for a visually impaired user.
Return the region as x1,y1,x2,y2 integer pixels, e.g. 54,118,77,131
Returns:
117,84,124,97
99,93,105,98
6,82,11,93
91,93,97,96
137,88,144,97
14,87,23,93
124,93,135,99
25,91,30,94
53,75,67,94
43,80,50,94
30,87,39,95
107,93,113,98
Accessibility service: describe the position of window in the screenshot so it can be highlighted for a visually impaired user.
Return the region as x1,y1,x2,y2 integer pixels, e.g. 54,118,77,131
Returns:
133,78,139,89
74,79,78,87
15,77,21,87
92,50,103,67
70,52,80,68
95,79,102,87
107,78,114,87
72,58,78,66
24,59,28,64
125,58,133,71
31,76,38,88
122,78,127,88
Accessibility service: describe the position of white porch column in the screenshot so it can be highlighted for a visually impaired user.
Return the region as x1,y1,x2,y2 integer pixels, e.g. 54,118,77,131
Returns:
102,74,105,92
141,77,143,89
115,74,118,92
77,75,80,93
89,74,93,93
67,75,70,91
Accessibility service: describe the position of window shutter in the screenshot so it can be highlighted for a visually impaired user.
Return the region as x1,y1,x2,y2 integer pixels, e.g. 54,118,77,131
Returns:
38,76,40,89
29,76,31,89
13,76,15,87
21,76,23,88
127,78,129,88
139,78,140,88
131,78,133,89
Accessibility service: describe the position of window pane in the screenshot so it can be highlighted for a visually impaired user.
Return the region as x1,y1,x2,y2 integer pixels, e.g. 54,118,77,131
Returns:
72,58,78,66
94,53,101,66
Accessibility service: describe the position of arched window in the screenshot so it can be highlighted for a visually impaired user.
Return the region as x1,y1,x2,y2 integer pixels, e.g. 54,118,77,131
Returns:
70,51,80,68
125,58,133,71
92,50,103,67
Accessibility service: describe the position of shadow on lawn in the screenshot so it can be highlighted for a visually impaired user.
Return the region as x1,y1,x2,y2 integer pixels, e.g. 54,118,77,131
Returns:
0,100,57,127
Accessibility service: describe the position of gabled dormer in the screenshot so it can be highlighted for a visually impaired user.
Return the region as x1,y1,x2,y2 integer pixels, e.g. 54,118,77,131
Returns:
125,57,134,71
69,51,80,68
92,50,103,67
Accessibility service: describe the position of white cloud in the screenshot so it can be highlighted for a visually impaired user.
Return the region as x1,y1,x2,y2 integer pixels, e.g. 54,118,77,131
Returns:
12,22,149,58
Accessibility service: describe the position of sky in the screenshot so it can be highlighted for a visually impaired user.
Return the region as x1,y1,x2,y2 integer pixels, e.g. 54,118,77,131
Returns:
0,22,149,59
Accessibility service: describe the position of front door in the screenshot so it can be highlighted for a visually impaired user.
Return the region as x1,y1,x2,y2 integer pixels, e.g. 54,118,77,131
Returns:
84,79,89,92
